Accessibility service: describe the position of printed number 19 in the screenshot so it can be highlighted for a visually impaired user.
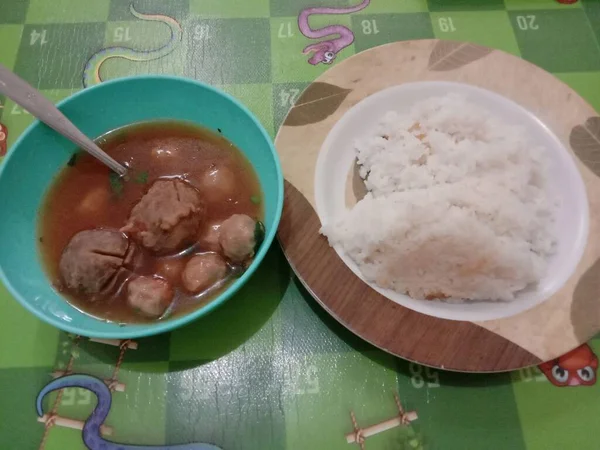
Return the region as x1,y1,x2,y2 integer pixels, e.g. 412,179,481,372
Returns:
438,17,456,33
361,20,379,35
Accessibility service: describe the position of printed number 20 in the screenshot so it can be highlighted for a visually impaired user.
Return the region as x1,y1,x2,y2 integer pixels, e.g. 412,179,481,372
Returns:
516,15,538,31
409,363,441,389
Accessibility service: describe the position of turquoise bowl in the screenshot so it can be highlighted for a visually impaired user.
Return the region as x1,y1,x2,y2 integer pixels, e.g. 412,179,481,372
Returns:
0,75,283,338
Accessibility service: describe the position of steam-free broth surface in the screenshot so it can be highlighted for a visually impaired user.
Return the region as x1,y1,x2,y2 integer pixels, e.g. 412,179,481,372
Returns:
39,121,263,323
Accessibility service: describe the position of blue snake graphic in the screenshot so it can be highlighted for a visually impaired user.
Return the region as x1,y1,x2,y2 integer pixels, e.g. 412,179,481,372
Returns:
83,4,182,88
37,374,222,450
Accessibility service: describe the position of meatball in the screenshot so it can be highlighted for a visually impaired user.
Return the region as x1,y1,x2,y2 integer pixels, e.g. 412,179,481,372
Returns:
198,221,222,252
182,253,228,293
127,276,173,318
155,258,185,283
59,229,136,295
77,186,109,218
122,179,204,254
200,165,236,202
219,214,257,263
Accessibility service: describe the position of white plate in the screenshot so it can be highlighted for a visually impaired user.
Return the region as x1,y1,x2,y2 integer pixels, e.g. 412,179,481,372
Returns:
314,81,589,322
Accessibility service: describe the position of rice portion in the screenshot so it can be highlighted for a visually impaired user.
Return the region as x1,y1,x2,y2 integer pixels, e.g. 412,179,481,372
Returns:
321,93,558,302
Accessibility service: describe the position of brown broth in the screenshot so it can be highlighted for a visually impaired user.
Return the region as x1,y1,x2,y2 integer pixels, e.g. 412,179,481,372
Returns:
38,121,263,323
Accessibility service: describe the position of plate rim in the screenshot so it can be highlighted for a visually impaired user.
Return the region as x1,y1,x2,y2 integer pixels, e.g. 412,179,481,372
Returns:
275,38,600,372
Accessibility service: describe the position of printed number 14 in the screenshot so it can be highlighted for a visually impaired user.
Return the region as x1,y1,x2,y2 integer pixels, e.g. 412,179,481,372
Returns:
30,29,48,46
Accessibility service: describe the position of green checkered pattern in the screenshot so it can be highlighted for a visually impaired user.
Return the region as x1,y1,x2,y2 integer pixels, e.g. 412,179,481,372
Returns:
2,0,600,449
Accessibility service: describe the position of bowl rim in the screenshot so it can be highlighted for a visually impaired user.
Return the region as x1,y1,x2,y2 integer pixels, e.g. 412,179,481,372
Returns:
0,74,284,338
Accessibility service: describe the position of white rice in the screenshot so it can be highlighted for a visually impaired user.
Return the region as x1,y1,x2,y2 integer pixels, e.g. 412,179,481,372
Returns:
321,93,558,302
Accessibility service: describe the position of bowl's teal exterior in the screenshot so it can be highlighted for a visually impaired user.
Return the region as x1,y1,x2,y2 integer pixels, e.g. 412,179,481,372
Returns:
0,75,283,338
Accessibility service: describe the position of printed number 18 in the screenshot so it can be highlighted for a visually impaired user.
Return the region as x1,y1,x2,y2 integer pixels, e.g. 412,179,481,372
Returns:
361,20,379,35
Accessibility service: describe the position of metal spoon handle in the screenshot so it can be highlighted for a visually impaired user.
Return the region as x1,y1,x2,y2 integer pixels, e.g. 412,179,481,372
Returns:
0,63,127,176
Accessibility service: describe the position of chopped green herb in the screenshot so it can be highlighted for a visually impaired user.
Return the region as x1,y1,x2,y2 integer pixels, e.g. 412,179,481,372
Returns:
109,171,124,197
254,220,266,253
66,153,79,167
134,170,149,184
250,195,261,205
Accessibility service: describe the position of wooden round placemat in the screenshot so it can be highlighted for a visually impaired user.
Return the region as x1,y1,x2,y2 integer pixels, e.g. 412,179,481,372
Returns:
275,40,600,372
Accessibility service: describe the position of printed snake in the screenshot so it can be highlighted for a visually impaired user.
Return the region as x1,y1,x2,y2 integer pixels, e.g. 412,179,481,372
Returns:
298,0,370,65
83,4,182,87
37,374,222,450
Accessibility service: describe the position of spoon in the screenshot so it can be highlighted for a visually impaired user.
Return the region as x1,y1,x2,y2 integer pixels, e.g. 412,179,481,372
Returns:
0,63,127,177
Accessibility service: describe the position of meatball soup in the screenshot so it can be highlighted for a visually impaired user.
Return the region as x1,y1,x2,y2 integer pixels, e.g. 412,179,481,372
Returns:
38,121,264,323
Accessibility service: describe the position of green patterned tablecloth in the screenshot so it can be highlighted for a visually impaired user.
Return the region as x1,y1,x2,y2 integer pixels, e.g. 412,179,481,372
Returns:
1,1,600,449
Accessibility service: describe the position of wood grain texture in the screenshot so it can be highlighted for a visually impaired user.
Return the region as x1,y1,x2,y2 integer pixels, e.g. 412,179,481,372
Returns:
428,41,493,71
284,82,352,126
570,116,600,178
278,181,541,372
